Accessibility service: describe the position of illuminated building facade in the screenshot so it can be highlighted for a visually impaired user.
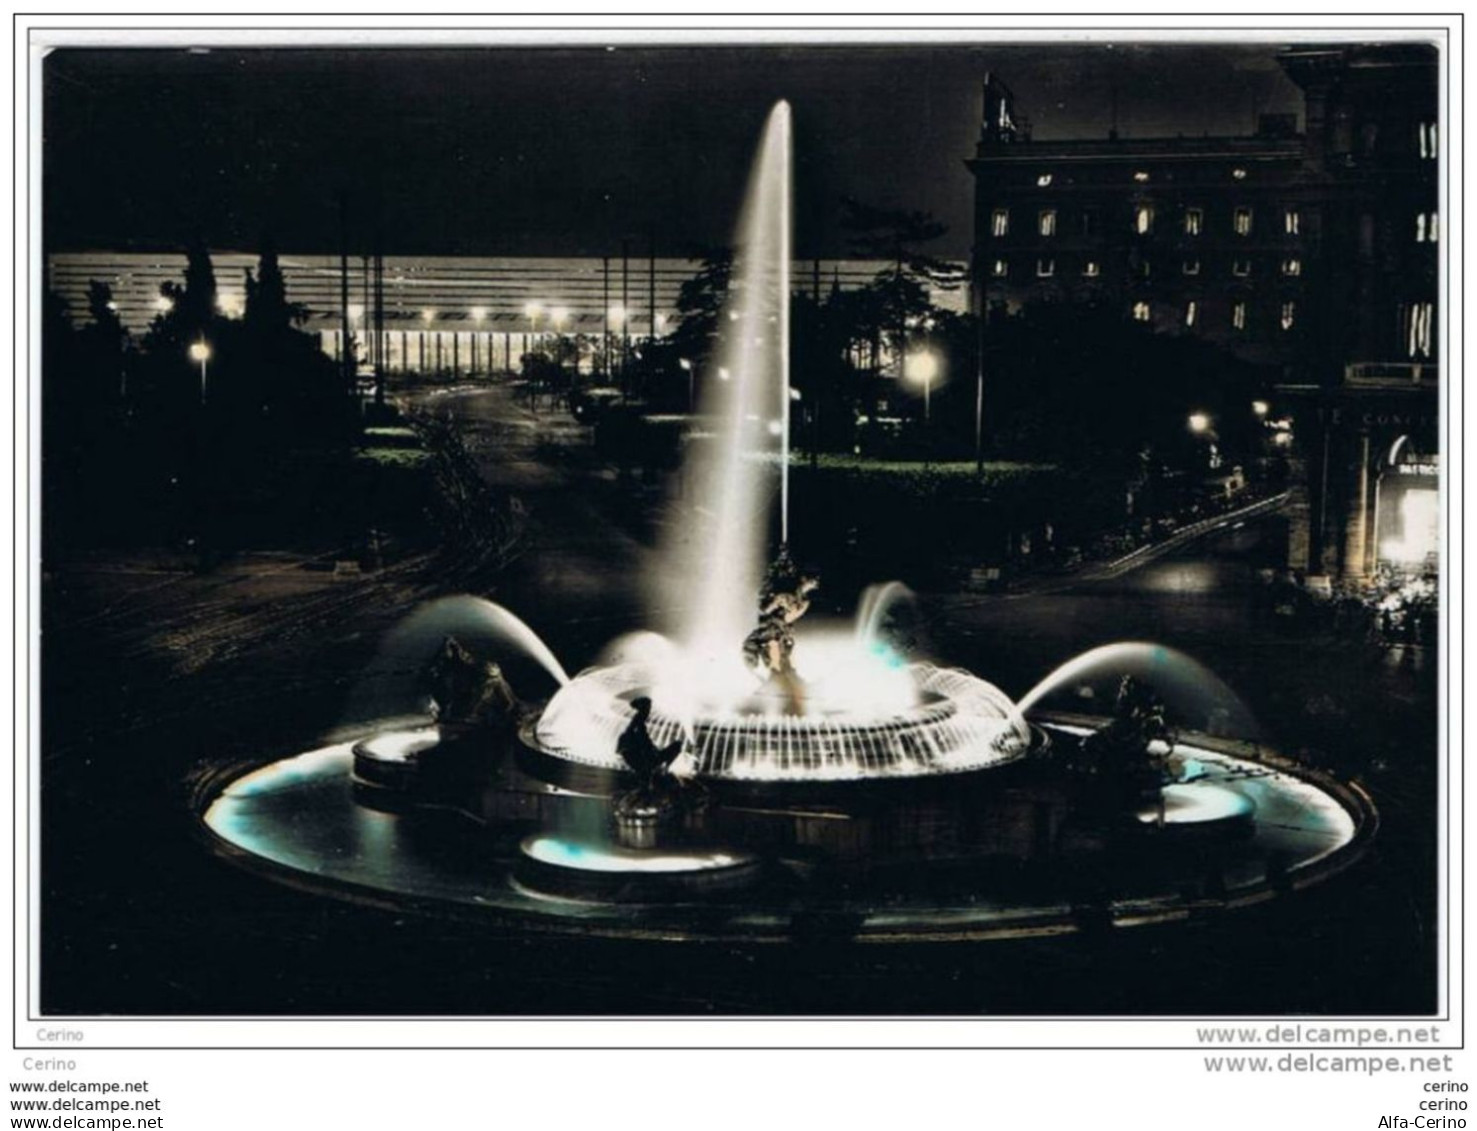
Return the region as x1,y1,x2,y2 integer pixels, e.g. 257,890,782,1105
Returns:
967,44,1439,583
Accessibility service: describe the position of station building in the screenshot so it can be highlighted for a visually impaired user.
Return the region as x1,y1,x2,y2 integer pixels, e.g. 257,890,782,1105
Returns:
46,251,967,378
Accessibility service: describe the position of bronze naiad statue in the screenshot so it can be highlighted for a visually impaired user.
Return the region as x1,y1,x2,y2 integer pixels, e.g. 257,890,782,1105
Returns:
616,696,684,788
1074,675,1178,810
613,696,687,830
422,635,520,729
741,545,819,715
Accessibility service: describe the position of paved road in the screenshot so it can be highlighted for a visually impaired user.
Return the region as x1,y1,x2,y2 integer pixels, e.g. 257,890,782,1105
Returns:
401,384,658,665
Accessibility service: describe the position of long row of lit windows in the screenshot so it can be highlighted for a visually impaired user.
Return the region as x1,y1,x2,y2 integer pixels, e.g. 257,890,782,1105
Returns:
993,205,1303,239
1129,299,1298,331
991,257,1303,279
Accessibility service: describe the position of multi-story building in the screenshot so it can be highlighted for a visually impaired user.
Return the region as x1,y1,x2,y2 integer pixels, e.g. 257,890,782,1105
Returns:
967,43,1439,584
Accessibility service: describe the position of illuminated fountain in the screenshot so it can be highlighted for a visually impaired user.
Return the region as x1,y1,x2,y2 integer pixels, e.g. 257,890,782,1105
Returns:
526,100,1033,788
199,101,1374,943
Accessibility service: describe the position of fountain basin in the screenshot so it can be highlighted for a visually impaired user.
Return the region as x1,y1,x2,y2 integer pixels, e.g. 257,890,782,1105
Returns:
515,834,763,902
529,660,1033,784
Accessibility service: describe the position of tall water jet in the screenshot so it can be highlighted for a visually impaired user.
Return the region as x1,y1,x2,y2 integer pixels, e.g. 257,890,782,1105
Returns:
666,101,792,685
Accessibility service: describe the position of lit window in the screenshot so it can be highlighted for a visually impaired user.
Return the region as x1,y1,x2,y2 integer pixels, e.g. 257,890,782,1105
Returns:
1184,208,1204,236
1133,170,1150,183
1232,167,1248,180
1284,208,1301,235
992,259,1008,278
1038,209,1057,237
992,209,1010,237
1416,212,1439,243
1280,301,1296,331
1408,302,1434,358
1036,258,1055,278
1234,207,1253,236
1037,173,1053,187
1418,122,1438,160
1281,258,1302,277
1233,259,1252,278
1232,302,1247,331
1132,301,1151,322
1134,205,1154,235
1183,259,1201,276
1185,301,1198,328
1082,261,1100,278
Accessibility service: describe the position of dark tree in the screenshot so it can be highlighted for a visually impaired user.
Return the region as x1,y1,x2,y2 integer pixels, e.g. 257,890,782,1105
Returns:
839,199,964,375
243,234,306,332
668,246,733,367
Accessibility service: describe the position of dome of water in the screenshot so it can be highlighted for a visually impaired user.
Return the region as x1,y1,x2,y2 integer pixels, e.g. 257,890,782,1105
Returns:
1016,641,1261,740
341,596,569,723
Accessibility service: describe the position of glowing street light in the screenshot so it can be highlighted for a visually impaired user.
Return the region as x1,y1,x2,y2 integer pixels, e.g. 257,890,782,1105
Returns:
1188,412,1212,434
904,349,941,424
679,357,694,410
1252,400,1270,417
420,308,435,324
154,295,174,314
470,307,487,323
550,306,570,330
189,339,212,404
608,303,627,328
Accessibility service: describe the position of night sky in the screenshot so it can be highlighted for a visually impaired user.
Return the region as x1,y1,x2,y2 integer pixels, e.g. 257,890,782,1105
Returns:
43,42,1304,260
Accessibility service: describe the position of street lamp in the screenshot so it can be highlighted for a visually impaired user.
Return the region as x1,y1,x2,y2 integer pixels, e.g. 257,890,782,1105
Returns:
1188,412,1212,434
189,340,212,405
904,349,941,424
1251,399,1270,417
679,357,694,410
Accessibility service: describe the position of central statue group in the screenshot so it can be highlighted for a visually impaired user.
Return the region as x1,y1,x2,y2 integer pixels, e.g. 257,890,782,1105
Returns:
741,544,820,715
611,546,820,828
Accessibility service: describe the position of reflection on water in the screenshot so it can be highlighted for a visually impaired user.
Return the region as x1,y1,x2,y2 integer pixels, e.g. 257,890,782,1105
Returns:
203,733,1358,929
